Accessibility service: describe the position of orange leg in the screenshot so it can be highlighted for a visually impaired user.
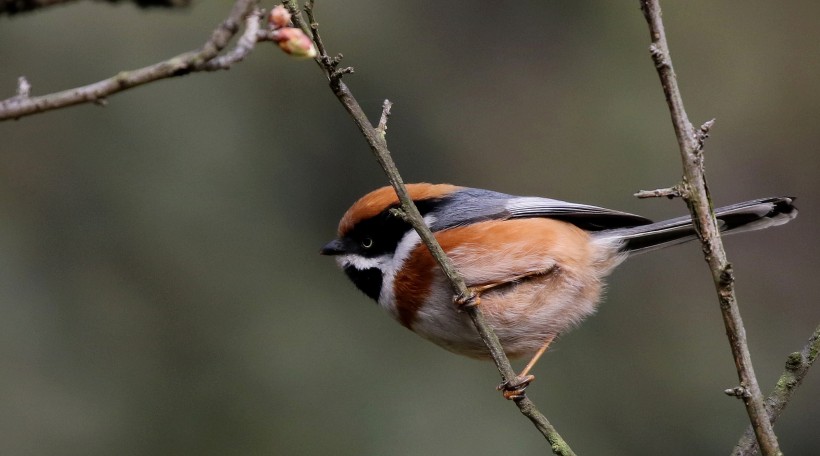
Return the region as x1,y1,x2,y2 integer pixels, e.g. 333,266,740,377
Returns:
451,267,559,399
472,268,555,295
520,334,555,378
454,266,557,309
498,334,556,400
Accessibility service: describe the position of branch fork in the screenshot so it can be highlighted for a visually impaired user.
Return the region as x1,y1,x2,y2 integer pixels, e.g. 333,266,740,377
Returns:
0,0,312,121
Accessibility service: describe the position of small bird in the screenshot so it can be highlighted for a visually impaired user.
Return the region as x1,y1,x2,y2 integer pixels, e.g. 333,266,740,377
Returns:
321,184,797,397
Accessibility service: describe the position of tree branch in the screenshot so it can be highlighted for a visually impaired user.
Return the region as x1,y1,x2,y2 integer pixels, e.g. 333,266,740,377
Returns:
634,185,683,199
0,0,260,121
732,324,820,456
638,1,781,454
286,2,575,454
0,0,191,16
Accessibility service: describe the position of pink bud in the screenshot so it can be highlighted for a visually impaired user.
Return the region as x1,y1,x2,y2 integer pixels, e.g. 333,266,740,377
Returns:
273,27,317,58
269,5,292,29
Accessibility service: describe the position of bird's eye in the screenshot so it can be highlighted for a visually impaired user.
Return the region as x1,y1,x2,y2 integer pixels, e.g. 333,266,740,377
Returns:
361,237,374,249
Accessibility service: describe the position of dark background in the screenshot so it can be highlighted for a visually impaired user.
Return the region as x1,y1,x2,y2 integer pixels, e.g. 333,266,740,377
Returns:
1,1,818,454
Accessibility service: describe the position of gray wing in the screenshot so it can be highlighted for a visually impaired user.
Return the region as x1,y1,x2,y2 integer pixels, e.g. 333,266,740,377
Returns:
505,196,653,230
427,188,652,232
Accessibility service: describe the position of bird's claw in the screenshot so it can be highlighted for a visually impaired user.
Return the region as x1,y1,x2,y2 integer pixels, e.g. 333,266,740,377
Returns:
454,291,480,309
497,374,536,400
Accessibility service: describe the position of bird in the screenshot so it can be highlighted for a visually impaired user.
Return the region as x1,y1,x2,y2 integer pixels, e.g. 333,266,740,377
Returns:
321,183,797,397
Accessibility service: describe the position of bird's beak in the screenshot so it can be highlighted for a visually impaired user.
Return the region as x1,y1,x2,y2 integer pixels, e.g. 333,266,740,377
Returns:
320,238,347,256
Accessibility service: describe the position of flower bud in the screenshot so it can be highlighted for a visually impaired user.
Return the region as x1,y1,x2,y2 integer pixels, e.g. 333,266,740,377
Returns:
269,5,291,29
273,27,317,58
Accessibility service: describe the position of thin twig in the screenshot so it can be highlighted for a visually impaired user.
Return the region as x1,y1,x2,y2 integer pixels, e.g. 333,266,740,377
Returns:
15,76,31,98
634,185,684,199
0,0,191,16
376,99,391,137
286,1,575,454
201,7,264,71
0,0,259,121
639,1,781,454
732,324,820,456
300,1,352,83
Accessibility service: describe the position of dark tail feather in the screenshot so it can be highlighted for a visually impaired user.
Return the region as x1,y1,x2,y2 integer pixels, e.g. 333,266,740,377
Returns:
598,197,798,254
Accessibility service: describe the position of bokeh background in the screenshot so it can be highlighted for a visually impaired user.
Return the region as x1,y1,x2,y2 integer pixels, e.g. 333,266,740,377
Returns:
2,1,819,455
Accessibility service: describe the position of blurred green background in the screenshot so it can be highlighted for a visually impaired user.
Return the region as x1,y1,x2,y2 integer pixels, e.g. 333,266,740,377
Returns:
1,1,818,455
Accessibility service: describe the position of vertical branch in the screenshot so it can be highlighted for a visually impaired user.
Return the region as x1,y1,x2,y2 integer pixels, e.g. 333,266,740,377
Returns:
638,1,781,455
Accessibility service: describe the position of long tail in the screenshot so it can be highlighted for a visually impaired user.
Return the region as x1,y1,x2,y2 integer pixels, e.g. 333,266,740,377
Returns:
597,197,798,255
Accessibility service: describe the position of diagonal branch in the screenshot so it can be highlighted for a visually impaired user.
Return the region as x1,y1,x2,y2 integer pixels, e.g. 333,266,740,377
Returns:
639,1,781,454
0,0,260,121
286,1,575,454
732,324,820,456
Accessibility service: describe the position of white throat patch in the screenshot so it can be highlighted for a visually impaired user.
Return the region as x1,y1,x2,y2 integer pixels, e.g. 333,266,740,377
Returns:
379,215,437,316
339,214,436,318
